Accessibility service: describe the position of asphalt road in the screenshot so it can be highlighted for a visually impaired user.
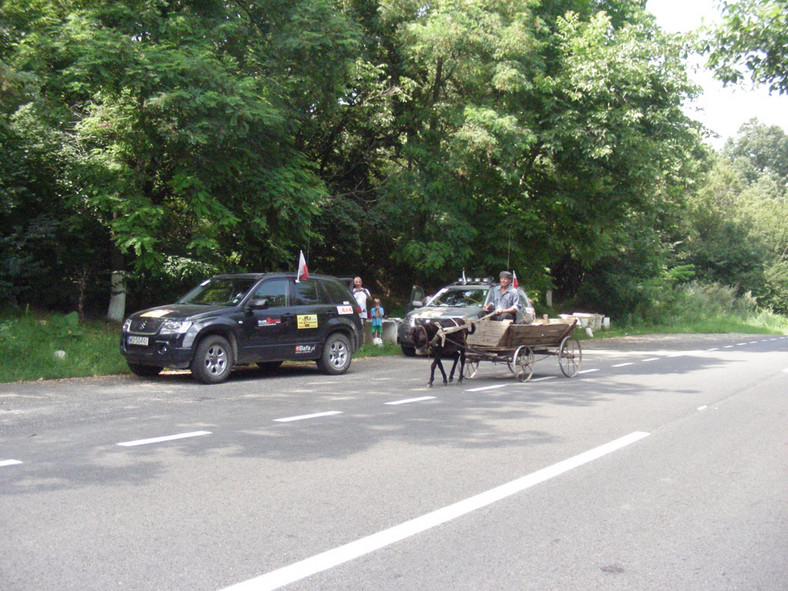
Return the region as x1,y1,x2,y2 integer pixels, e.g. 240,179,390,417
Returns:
1,333,786,591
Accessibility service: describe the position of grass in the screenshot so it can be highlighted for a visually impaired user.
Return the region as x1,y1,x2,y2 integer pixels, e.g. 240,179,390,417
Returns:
1,309,786,384
598,310,788,339
0,311,128,383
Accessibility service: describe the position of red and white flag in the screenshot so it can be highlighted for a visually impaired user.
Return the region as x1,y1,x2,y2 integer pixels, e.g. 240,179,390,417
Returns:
512,270,519,288
296,250,309,282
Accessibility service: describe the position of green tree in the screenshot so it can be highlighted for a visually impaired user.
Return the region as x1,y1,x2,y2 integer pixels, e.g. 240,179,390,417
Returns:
702,0,788,94
340,0,703,305
719,120,788,310
723,118,788,185
2,0,361,318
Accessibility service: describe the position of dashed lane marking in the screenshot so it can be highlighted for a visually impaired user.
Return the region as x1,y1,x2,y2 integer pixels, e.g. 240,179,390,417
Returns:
385,396,436,406
273,411,342,423
117,431,212,447
465,384,508,392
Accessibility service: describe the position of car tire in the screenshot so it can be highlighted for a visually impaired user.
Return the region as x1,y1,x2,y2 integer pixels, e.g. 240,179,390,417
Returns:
127,363,163,378
400,344,417,357
317,333,352,375
190,335,233,384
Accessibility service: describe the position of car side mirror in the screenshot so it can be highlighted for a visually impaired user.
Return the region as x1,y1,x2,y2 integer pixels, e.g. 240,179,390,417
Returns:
248,297,270,311
411,300,423,308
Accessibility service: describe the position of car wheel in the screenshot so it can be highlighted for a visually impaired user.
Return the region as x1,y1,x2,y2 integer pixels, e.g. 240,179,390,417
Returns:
190,335,233,384
317,333,352,375
127,363,163,378
401,344,417,357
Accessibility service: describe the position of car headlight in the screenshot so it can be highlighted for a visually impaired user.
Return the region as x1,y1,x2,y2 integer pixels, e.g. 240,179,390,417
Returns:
159,319,193,335
122,318,132,332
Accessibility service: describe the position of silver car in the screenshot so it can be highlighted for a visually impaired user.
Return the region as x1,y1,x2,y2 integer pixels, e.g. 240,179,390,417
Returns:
397,278,535,356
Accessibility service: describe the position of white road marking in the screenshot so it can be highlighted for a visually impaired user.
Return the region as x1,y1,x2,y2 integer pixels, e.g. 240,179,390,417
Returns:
724,345,734,348
578,369,599,374
612,362,634,368
1,459,22,467
698,405,708,411
385,396,436,406
117,431,212,447
529,376,557,382
273,411,342,423
219,431,650,591
642,357,660,362
466,384,508,392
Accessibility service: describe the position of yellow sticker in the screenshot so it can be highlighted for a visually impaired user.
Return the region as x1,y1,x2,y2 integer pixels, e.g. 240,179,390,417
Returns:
297,314,318,329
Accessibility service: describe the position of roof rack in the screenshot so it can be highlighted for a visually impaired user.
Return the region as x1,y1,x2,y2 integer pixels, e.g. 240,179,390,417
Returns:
452,276,494,285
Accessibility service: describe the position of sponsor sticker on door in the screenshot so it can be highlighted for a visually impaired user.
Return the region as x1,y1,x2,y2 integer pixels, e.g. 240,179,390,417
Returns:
297,314,318,329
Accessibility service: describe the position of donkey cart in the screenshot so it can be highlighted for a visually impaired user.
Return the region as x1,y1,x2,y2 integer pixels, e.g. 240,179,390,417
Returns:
461,317,582,383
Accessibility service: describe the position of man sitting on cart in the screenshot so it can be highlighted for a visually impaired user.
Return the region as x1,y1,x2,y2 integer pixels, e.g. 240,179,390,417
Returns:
483,270,521,321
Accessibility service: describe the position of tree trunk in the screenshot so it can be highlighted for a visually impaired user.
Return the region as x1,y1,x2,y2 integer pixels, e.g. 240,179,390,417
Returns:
107,271,127,322
107,246,126,322
77,266,89,321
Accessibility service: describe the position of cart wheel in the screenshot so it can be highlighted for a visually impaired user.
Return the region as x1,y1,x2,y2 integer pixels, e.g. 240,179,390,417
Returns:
463,359,479,379
558,336,582,377
511,345,534,383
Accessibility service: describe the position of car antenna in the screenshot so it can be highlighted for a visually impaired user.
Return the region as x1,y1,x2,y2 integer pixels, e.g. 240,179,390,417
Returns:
507,226,512,270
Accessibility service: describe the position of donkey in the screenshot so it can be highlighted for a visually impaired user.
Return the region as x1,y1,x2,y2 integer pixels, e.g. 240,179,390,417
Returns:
412,318,475,387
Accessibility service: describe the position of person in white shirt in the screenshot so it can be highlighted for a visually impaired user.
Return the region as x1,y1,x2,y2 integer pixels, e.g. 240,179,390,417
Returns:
352,276,371,319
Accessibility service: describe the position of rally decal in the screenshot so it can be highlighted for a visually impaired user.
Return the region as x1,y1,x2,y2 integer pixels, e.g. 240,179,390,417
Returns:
336,305,354,315
257,317,281,327
297,314,318,329
295,344,316,354
141,309,173,318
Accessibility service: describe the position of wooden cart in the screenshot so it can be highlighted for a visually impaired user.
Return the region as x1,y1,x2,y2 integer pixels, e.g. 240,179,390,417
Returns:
460,317,582,382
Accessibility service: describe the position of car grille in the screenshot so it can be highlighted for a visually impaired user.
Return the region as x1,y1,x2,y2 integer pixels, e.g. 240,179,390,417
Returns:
128,318,164,335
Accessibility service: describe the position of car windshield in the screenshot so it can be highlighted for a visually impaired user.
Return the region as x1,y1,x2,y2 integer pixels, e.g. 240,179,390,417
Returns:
178,276,257,306
428,286,489,307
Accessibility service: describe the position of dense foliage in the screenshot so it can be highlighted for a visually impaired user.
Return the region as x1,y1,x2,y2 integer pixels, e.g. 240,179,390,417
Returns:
1,0,787,321
702,0,788,94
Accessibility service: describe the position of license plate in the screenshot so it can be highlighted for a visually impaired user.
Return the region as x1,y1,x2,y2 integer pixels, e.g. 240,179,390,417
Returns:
128,335,149,346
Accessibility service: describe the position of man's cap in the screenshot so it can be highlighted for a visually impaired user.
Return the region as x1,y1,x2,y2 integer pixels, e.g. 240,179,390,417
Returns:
499,271,513,279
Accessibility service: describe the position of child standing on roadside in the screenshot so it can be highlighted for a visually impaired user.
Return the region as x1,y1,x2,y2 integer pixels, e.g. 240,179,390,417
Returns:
370,298,385,345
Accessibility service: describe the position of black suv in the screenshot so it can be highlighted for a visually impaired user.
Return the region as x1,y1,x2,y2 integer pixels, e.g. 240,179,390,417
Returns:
397,278,535,356
120,273,363,384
